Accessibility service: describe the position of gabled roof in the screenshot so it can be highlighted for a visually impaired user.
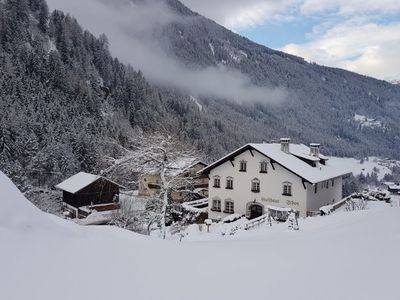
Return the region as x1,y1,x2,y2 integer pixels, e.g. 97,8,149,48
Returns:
179,160,208,174
141,159,207,178
200,143,352,184
55,172,124,194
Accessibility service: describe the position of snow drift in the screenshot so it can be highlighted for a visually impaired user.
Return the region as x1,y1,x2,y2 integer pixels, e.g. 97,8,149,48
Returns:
1,172,400,300
0,171,55,230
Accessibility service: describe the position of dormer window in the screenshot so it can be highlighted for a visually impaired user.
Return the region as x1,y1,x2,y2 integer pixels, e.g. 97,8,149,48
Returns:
239,160,247,172
251,178,260,193
260,161,268,173
226,177,233,189
213,176,220,188
282,182,292,196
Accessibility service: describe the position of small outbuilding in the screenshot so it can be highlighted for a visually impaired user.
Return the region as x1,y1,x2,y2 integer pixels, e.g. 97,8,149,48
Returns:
56,172,124,218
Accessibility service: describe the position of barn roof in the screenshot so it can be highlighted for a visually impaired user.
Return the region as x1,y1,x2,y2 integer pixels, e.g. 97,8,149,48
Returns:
55,172,124,194
200,143,352,184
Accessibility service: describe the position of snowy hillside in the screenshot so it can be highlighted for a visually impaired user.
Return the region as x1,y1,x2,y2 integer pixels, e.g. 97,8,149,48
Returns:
1,171,400,300
329,157,394,180
353,114,383,129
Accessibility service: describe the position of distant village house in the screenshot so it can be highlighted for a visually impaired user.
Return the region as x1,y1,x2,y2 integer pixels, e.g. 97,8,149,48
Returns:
384,182,400,195
138,161,208,202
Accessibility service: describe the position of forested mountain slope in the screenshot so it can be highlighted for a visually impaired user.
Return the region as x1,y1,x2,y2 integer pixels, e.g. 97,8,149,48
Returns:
157,0,400,157
1,0,400,190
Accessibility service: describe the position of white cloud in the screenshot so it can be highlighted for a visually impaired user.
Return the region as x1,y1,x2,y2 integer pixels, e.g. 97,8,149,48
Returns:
180,0,400,30
180,0,297,30
282,20,400,80
180,0,400,80
300,0,400,15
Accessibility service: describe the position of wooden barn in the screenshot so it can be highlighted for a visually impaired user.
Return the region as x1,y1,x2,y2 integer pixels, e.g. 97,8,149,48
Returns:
55,172,124,218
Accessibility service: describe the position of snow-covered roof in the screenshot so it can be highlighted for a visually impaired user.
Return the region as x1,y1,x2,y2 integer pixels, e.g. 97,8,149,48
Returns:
141,158,206,177
55,172,124,194
201,143,352,184
388,184,400,190
289,144,320,162
180,160,208,173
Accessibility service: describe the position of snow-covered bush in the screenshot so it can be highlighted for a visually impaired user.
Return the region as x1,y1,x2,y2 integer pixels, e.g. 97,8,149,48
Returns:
345,198,368,211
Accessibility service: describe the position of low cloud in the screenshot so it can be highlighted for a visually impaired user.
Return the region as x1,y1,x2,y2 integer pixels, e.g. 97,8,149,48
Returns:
46,0,286,104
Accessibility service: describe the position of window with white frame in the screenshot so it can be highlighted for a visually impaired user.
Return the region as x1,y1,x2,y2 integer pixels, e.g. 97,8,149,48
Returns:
260,161,268,173
213,176,220,188
282,182,292,196
226,177,233,189
239,160,247,172
224,200,234,214
211,198,221,212
251,178,260,192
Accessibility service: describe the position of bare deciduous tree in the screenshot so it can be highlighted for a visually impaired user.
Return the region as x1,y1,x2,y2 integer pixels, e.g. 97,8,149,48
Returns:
104,133,200,237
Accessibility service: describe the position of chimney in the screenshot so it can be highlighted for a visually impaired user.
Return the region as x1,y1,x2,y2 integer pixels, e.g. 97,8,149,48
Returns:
280,138,290,153
310,143,320,157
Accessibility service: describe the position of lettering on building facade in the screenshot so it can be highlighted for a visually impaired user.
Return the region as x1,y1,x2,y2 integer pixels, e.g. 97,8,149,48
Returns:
262,198,280,204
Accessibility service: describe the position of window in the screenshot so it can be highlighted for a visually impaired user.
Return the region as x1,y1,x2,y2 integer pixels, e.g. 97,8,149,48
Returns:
211,198,221,212
331,179,335,187
213,176,220,188
239,160,247,172
226,177,233,189
224,200,234,214
260,161,268,173
251,178,260,193
314,184,318,194
282,182,292,196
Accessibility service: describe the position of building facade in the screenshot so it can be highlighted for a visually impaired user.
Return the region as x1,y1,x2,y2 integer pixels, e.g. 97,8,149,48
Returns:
201,139,350,219
138,161,209,202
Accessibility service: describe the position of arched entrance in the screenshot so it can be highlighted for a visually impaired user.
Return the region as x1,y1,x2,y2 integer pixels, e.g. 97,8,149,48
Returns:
248,203,264,219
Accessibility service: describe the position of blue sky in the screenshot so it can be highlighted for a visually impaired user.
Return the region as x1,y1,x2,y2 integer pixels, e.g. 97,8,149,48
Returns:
181,0,400,81
240,18,317,49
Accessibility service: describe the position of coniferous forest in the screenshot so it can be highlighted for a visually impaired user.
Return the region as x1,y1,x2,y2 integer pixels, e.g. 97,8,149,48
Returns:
1,0,400,190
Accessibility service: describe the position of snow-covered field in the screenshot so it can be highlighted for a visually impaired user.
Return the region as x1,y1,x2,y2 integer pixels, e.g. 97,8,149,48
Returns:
1,171,400,300
329,156,393,180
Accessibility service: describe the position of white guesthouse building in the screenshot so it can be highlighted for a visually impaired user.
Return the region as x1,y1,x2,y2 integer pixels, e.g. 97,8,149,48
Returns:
201,139,351,219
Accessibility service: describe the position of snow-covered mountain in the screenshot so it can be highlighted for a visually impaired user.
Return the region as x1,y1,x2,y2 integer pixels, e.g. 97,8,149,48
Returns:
1,0,400,190
48,0,400,159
